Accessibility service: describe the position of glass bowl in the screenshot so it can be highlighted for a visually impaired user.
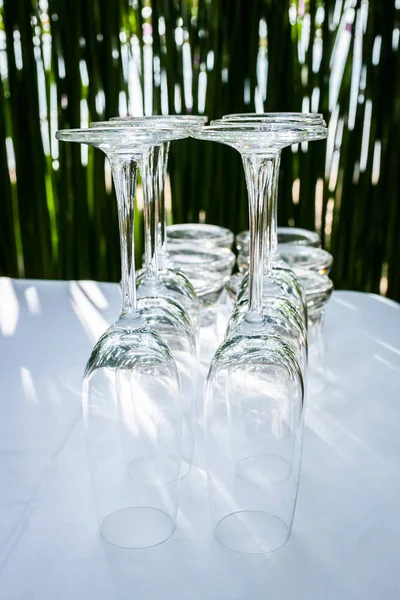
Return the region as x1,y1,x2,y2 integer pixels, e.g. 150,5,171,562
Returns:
235,228,323,273
279,245,333,276
277,227,321,247
168,244,235,324
227,271,333,331
296,270,334,317
167,223,234,250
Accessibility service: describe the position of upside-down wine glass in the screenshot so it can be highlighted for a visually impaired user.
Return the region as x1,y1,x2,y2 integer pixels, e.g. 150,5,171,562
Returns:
224,147,308,377
96,116,205,334
232,149,308,327
110,115,208,285
235,226,321,273
56,125,188,548
138,140,197,476
192,119,312,554
166,222,234,250
222,114,327,326
91,119,201,476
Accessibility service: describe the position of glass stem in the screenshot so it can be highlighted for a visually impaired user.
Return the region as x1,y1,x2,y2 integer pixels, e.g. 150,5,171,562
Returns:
110,155,139,319
141,147,159,282
242,153,276,321
158,142,170,266
270,150,281,260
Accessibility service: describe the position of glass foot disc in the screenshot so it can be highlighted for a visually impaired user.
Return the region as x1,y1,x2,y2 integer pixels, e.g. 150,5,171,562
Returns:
100,507,175,549
214,510,289,554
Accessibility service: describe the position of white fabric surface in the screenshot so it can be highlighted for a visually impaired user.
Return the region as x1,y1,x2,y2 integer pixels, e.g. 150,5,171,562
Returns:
0,278,399,600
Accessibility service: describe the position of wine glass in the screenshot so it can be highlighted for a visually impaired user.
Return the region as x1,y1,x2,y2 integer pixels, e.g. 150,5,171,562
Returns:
93,117,207,332
225,148,308,377
136,142,197,477
236,233,330,275
167,243,235,322
220,113,327,326
297,270,334,395
56,125,188,548
235,227,321,273
166,223,234,250
232,150,308,325
234,236,333,388
276,226,321,247
91,117,207,475
110,116,208,323
222,115,327,382
191,116,328,554
226,269,333,363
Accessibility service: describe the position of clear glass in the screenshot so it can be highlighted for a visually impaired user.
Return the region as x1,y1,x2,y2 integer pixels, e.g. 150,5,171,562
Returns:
107,115,207,269
135,143,200,333
225,153,308,378
91,119,202,333
217,113,327,327
235,263,308,326
279,245,333,276
136,144,198,476
89,119,203,476
236,233,330,275
167,243,235,324
229,151,308,325
226,272,243,303
227,271,333,332
227,294,308,376
83,324,181,549
192,115,326,553
135,293,197,478
222,111,324,122
56,126,187,548
298,272,334,395
228,270,334,396
166,223,234,249
236,227,321,272
227,155,308,346
110,115,208,127
277,227,321,247
206,333,304,554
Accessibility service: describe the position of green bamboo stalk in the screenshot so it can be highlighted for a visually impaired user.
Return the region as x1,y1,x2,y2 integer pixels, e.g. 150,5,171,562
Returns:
0,69,18,275
3,0,52,278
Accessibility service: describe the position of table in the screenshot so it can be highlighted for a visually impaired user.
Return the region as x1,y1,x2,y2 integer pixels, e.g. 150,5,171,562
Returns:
0,278,399,600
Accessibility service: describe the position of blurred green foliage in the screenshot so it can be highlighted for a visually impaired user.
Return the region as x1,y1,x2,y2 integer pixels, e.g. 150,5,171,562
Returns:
0,0,399,299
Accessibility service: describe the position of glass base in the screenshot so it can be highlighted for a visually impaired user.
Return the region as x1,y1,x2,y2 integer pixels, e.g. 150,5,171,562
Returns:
214,510,289,554
100,507,175,549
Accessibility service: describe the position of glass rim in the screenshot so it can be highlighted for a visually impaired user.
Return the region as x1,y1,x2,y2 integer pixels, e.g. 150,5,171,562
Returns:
235,227,321,249
209,119,327,132
222,112,324,123
191,124,328,146
166,223,234,244
109,115,208,123
168,244,235,268
297,271,334,297
91,115,208,131
56,127,188,145
277,226,321,239
279,244,333,269
227,270,333,301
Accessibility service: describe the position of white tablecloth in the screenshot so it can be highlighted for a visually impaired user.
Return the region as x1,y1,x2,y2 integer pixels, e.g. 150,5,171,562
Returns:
0,278,400,600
